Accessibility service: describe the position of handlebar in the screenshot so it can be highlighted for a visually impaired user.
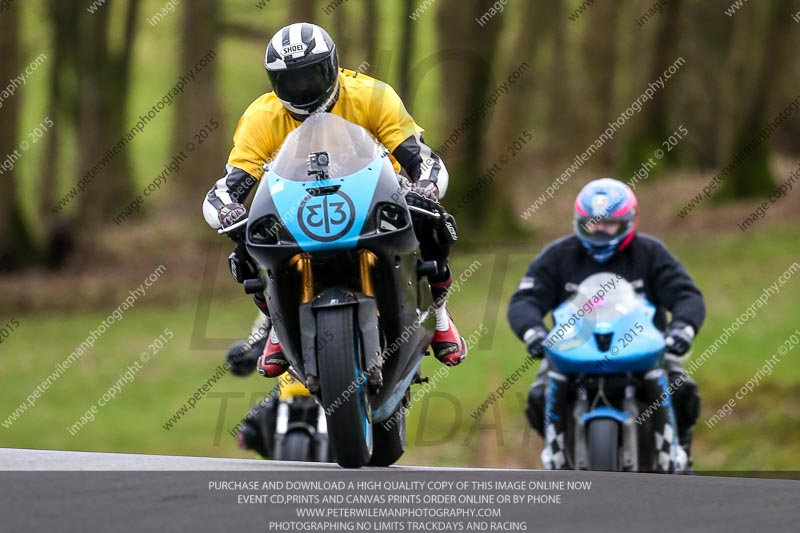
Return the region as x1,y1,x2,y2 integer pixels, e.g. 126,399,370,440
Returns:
218,217,249,236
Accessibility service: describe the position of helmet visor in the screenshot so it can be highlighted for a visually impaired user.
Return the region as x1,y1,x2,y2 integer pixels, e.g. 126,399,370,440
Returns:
268,59,338,108
575,216,631,245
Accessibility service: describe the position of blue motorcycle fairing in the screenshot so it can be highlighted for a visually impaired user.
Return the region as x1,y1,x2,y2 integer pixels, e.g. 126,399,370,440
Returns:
582,406,628,425
266,154,383,252
545,297,666,375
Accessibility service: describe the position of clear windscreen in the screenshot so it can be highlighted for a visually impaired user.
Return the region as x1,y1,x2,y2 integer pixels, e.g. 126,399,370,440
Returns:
565,273,641,322
269,113,383,182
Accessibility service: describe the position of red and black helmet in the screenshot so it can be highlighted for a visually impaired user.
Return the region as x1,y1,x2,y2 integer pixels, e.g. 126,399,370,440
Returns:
573,178,639,263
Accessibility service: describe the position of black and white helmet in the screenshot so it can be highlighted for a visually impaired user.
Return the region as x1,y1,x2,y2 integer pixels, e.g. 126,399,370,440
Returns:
265,23,339,118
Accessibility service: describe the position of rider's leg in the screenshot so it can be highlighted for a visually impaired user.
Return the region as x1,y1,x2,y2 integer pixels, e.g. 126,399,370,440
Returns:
665,354,700,455
257,326,289,378
415,213,467,366
525,360,549,438
251,290,290,378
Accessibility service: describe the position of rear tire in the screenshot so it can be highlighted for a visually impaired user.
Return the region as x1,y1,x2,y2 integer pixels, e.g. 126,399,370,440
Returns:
279,431,313,462
317,306,372,468
368,405,406,466
587,418,620,471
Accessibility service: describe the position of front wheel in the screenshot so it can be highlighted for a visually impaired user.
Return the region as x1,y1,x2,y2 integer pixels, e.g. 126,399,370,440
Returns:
317,306,372,468
587,418,620,471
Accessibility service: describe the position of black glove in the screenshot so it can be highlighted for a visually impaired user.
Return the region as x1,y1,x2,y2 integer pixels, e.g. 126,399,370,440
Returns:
665,321,695,356
218,202,248,243
405,188,441,213
228,242,259,284
523,326,549,359
404,189,457,245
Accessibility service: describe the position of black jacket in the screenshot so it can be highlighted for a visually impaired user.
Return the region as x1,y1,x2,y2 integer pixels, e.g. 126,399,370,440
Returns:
507,233,705,340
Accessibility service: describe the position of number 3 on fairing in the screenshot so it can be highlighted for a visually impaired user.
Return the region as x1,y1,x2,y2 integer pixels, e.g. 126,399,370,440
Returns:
298,191,356,242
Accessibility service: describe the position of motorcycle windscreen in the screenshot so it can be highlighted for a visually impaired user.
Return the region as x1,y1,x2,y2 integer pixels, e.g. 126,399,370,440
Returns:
269,112,383,182
260,113,394,251
545,273,666,374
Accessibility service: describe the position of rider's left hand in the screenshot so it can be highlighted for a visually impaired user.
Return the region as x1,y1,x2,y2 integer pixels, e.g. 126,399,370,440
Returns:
409,179,439,201
665,321,695,355
218,202,248,243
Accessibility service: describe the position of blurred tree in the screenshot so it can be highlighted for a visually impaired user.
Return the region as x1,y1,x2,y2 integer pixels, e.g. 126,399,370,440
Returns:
490,0,549,155
545,0,570,164
171,0,226,201
331,0,376,72
618,0,682,177
434,0,517,237
332,0,362,69
35,0,82,268
0,2,34,271
333,1,356,68
290,0,316,23
397,0,417,97
75,0,140,232
580,0,620,166
718,0,789,199
363,0,378,68
679,0,732,168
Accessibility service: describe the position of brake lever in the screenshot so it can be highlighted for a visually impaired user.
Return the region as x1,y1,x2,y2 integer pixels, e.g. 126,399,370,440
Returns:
406,205,442,219
217,217,249,236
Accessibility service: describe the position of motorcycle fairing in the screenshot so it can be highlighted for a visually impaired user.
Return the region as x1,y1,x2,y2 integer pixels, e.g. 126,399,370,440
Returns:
266,154,384,252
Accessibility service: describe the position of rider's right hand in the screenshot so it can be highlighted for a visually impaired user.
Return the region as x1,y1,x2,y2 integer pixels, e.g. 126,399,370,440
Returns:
218,202,248,243
523,326,549,359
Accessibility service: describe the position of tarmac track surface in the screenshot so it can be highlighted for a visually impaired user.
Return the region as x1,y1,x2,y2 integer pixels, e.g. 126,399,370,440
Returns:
0,448,797,533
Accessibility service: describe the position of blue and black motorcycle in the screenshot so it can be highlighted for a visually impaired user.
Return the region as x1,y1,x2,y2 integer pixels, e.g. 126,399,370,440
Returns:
243,113,439,468
542,273,689,473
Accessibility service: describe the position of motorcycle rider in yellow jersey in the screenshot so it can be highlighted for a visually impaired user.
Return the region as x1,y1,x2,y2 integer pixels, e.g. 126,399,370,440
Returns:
203,23,467,453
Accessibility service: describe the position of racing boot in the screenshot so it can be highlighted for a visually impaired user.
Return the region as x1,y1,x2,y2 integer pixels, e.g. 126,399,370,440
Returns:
429,274,467,366
431,311,468,366
257,327,290,378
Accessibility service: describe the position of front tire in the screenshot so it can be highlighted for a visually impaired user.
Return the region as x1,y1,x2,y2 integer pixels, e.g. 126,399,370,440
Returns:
587,418,620,471
317,306,372,468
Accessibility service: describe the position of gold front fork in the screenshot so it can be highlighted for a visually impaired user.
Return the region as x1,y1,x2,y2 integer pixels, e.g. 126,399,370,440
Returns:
290,254,314,304
359,250,377,298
